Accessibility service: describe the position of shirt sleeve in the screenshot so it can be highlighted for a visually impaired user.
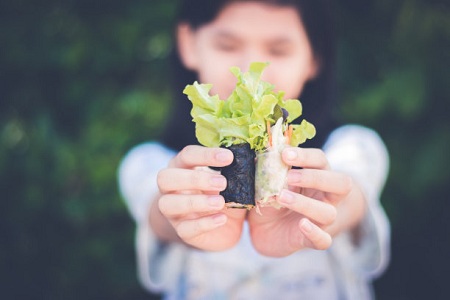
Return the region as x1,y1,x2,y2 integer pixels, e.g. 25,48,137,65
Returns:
117,142,186,293
323,125,391,279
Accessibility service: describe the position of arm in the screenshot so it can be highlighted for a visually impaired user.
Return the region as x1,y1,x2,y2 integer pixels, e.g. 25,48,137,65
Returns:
248,146,362,257
118,142,180,293
118,143,247,292
248,125,389,259
324,125,391,277
151,145,247,251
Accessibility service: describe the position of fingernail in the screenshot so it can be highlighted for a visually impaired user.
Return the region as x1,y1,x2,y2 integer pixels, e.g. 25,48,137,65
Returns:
208,195,224,208
284,149,297,161
279,190,294,205
300,219,313,233
210,175,227,189
212,214,227,225
215,150,232,163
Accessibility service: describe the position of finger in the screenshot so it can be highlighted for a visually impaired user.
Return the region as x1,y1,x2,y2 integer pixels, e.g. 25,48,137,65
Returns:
158,168,227,193
175,214,227,241
282,147,329,169
287,169,353,196
159,194,225,216
278,190,337,226
169,145,233,169
299,218,332,250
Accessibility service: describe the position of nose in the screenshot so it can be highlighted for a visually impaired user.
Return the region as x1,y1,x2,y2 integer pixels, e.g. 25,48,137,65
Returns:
235,50,275,85
237,47,269,72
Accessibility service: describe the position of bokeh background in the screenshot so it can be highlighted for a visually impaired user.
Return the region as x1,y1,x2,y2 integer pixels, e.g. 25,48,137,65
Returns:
1,0,449,299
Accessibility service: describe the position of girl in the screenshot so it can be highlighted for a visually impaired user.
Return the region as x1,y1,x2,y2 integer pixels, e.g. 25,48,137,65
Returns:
119,0,390,299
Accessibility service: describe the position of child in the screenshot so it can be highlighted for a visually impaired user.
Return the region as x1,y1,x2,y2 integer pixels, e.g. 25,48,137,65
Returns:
118,0,390,299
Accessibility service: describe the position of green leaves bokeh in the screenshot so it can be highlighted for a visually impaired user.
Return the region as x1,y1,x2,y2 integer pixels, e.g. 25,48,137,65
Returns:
1,0,448,299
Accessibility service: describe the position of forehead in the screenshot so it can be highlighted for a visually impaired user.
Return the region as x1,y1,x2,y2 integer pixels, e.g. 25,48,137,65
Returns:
203,2,305,41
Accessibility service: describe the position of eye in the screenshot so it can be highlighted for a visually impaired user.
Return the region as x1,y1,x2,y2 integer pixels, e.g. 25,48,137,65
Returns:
214,39,239,52
269,46,291,57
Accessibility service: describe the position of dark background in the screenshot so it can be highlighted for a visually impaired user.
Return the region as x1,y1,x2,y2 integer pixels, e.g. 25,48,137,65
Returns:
1,0,449,299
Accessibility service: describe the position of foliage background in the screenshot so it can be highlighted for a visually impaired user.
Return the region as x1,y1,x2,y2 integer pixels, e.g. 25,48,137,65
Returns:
1,0,448,299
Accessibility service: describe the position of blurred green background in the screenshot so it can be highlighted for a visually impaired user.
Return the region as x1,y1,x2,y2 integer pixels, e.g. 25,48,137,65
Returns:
1,0,448,299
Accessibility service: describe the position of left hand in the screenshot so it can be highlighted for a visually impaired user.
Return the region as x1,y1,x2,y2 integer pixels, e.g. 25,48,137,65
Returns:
247,147,354,257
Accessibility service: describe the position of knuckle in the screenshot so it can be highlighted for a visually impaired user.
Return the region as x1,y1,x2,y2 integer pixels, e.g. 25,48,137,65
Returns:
175,223,189,240
157,169,169,191
297,148,308,165
323,205,337,225
186,194,197,212
311,171,324,188
158,194,169,215
178,146,192,164
302,198,313,212
206,148,217,164
316,151,328,168
308,148,326,166
343,175,353,194
299,148,328,168
189,218,208,240
197,218,208,232
177,221,197,241
190,169,204,187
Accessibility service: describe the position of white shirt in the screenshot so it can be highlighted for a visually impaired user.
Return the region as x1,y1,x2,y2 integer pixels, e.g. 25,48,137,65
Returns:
118,125,390,300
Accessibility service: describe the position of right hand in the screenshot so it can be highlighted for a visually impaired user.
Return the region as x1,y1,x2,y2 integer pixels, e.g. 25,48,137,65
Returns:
156,145,247,251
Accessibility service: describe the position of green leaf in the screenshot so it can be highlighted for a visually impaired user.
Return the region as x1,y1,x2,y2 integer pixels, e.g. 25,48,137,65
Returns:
279,99,302,123
183,82,223,116
290,120,316,146
184,62,315,151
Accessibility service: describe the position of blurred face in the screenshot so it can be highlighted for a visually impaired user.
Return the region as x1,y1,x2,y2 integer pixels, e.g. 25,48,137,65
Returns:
177,2,319,99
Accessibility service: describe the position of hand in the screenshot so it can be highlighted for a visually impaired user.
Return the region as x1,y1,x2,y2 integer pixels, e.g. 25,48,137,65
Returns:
155,145,247,251
248,147,354,257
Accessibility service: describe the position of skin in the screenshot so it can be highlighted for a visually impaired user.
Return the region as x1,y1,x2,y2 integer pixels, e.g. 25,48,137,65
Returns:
150,2,367,256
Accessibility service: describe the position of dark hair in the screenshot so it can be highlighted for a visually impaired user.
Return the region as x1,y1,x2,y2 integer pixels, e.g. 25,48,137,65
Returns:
160,0,338,151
